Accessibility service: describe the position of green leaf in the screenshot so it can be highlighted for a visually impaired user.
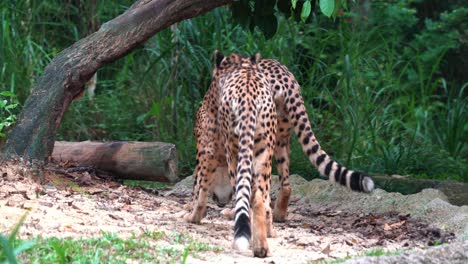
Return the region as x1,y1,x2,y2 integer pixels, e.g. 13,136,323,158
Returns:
320,0,335,17
0,91,15,97
8,214,28,244
301,1,312,22
291,0,298,9
340,0,348,10
149,102,161,118
136,113,149,124
51,239,67,264
0,234,18,264
13,241,35,257
5,103,18,110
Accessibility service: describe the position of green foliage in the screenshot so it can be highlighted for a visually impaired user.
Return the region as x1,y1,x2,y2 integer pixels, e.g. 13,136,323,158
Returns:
318,247,404,263
0,214,34,264
1,1,467,181
230,0,348,37
122,180,171,190
1,225,219,264
0,90,19,138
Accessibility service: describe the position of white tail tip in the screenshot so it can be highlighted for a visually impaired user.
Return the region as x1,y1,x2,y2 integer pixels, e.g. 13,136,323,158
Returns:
363,177,375,193
233,237,250,252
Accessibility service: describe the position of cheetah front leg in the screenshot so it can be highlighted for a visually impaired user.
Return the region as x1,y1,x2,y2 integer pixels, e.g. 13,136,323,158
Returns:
250,138,276,257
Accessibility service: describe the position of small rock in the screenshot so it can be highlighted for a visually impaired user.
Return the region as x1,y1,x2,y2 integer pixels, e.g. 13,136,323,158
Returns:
117,221,131,227
135,215,146,223
6,199,19,207
345,239,357,246
39,201,54,207
22,201,37,209
109,214,124,221
25,191,37,200
43,184,57,192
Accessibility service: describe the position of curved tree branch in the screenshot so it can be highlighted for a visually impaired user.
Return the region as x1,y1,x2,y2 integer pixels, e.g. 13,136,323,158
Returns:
2,0,233,161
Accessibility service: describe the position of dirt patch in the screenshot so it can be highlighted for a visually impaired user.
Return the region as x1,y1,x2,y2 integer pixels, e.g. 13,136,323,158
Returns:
0,162,458,263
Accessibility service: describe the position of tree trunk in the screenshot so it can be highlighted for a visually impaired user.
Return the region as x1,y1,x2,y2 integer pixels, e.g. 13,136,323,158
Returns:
52,141,178,183
1,0,233,161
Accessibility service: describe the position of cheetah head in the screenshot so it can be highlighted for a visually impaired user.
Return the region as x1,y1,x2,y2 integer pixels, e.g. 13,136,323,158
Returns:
212,50,261,78
210,166,233,207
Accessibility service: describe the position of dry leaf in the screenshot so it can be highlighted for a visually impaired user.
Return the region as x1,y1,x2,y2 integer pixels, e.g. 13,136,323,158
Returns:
86,187,104,195
78,172,93,186
384,220,406,231
121,204,131,211
321,243,331,255
384,223,391,231
389,220,406,229
22,201,36,209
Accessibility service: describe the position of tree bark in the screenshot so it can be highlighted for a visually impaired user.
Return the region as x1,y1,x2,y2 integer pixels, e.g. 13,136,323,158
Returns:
52,141,178,183
1,0,233,161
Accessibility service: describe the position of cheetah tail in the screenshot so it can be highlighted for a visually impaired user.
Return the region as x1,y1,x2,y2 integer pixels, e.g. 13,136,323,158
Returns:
285,82,374,193
232,105,257,251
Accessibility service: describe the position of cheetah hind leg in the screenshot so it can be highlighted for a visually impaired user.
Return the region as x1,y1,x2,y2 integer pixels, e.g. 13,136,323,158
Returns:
251,190,270,257
273,117,292,222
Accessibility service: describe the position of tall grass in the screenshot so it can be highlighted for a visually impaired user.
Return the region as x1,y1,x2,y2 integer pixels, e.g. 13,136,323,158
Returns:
1,1,466,180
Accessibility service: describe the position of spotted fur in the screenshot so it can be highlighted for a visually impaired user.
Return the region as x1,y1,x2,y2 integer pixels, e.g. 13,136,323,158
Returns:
185,51,275,257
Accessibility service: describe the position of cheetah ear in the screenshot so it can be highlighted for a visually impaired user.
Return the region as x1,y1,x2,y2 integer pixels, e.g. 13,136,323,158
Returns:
214,50,225,68
250,53,261,64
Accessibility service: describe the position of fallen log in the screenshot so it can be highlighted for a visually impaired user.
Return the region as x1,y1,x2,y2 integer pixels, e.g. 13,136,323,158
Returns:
51,141,178,183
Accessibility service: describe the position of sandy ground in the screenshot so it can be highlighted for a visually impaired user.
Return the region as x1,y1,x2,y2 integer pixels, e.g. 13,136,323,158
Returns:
0,162,456,263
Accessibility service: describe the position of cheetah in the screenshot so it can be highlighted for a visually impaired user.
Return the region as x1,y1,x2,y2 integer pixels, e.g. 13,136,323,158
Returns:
185,51,275,257
187,53,374,222
185,51,375,257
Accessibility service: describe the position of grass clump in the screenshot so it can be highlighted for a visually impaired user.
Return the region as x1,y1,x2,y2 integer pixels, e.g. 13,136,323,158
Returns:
1,231,220,264
1,218,220,264
316,248,404,264
123,180,172,190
